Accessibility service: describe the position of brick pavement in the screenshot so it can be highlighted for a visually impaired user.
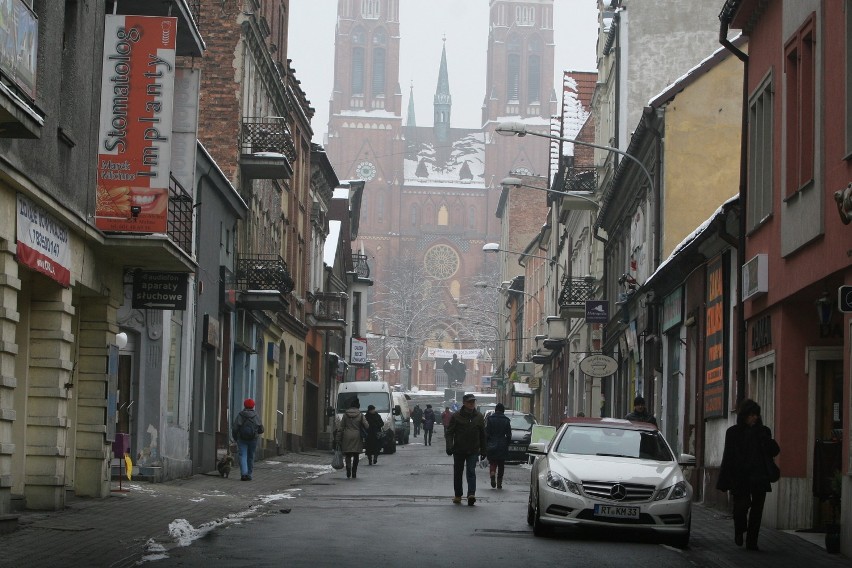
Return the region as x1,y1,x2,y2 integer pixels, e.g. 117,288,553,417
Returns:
0,450,850,568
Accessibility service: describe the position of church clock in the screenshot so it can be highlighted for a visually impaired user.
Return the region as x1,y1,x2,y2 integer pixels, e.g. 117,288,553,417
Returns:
356,161,377,181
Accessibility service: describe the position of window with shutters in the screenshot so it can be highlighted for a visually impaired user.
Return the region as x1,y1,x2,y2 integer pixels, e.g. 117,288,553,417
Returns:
352,47,365,94
747,74,773,230
361,0,380,20
784,14,815,197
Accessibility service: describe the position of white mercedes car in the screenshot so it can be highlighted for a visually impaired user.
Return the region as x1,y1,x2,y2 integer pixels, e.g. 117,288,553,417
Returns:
527,418,695,548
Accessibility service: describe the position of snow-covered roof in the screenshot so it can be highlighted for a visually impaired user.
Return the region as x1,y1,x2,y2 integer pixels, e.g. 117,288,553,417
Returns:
646,194,739,286
324,220,342,267
332,187,349,200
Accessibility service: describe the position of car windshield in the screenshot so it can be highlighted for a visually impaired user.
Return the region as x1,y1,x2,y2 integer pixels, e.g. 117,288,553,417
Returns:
509,414,535,430
337,392,391,413
555,425,674,461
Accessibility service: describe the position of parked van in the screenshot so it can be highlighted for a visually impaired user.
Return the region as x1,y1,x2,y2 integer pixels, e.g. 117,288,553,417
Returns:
336,381,397,454
392,391,411,445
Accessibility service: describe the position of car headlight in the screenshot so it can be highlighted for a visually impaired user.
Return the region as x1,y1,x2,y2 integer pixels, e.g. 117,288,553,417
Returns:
668,481,688,500
655,481,688,501
546,471,580,495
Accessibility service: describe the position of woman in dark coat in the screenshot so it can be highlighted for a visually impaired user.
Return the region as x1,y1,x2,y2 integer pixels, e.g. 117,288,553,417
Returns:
485,403,512,489
422,404,436,446
717,399,780,551
364,404,385,465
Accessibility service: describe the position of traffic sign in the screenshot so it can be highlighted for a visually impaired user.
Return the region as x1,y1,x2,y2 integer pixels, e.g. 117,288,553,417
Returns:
586,300,609,323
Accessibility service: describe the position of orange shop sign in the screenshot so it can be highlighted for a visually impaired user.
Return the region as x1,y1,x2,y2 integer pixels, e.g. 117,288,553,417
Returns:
95,15,176,233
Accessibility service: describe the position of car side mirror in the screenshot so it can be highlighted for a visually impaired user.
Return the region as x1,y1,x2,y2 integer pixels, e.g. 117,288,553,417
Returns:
678,453,696,466
527,442,547,455
393,405,401,416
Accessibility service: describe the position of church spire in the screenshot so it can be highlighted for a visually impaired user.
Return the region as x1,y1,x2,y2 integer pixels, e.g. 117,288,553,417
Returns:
433,36,452,142
407,82,416,127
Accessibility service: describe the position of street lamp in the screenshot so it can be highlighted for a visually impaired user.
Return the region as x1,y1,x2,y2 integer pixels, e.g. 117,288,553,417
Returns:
482,242,555,266
501,176,599,211
495,121,655,194
473,280,543,315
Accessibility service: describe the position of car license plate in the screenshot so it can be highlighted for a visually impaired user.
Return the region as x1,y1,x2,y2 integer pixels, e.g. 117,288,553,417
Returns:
594,504,639,519
509,445,525,452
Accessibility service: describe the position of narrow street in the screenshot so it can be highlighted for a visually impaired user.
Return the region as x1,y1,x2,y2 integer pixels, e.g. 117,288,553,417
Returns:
2,426,850,567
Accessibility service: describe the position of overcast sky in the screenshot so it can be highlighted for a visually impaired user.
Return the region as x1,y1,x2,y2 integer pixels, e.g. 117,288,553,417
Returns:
289,1,600,144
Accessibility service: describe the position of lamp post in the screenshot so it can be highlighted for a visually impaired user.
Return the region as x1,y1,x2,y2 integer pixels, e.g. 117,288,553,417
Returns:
473,280,544,316
501,176,600,211
495,121,655,194
482,242,554,266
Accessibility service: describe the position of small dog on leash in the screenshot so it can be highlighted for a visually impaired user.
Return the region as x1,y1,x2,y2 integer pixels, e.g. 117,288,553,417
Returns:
217,455,234,478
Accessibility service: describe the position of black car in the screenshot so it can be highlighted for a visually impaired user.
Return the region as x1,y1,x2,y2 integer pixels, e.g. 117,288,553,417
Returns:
485,410,537,462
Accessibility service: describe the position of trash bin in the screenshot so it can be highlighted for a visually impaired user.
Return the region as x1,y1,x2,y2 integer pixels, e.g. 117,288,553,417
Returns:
112,433,130,458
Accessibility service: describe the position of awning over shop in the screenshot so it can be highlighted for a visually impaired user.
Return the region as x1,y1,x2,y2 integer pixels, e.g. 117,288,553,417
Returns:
511,382,533,398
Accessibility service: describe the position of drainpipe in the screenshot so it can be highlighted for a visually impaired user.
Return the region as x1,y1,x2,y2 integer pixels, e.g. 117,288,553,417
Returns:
719,16,748,407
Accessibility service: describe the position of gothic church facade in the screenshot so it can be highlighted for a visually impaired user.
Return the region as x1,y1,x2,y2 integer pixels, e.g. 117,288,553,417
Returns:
324,0,556,387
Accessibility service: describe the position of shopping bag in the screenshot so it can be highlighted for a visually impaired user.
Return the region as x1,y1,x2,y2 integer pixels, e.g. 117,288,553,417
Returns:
331,449,344,470
478,456,489,469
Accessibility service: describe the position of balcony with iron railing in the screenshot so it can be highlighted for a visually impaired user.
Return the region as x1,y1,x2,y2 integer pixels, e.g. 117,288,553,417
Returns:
238,117,296,180
561,166,597,193
351,253,371,282
308,292,348,331
558,274,597,317
99,174,196,272
234,254,294,312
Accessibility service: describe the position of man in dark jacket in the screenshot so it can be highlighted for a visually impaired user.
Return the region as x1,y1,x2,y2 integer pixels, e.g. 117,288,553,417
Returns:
624,395,657,426
411,404,423,437
485,403,512,489
446,393,486,506
231,398,264,481
717,399,780,551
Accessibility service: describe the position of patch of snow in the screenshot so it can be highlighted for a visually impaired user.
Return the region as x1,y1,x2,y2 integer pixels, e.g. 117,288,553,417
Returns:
252,151,286,158
258,489,299,504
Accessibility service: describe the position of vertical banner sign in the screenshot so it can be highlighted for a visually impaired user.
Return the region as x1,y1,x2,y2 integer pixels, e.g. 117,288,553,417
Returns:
95,15,177,233
704,255,728,417
16,193,72,287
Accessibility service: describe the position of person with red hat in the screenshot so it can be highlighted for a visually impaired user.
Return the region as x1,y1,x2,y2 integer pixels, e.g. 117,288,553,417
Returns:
231,398,264,481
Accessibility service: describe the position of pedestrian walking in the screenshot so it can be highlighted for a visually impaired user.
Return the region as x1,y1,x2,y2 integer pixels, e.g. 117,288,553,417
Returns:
446,393,486,506
484,403,512,489
412,404,423,437
364,404,384,465
335,398,369,479
441,406,452,432
716,399,781,551
231,398,264,481
422,404,436,446
625,395,658,426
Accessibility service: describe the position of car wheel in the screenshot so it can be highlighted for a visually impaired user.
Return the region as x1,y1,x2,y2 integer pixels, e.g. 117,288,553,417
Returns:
532,490,551,537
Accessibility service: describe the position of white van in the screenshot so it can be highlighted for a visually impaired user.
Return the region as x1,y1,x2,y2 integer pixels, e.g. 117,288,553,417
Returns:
336,381,398,454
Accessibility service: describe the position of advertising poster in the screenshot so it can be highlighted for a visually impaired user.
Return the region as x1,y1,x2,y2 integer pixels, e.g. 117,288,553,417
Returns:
16,193,71,287
704,255,728,418
95,15,176,233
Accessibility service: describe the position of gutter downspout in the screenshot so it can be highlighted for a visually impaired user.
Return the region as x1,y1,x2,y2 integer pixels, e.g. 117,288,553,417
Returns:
719,18,748,408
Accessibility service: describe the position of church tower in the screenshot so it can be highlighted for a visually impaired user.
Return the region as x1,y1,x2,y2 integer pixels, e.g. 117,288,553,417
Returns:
483,0,557,182
326,0,403,187
433,39,452,143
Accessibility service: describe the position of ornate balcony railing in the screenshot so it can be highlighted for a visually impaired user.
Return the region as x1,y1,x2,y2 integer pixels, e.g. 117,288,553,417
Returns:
561,167,597,193
558,275,597,313
235,254,294,295
352,253,371,280
239,117,296,162
167,174,193,256
311,292,348,322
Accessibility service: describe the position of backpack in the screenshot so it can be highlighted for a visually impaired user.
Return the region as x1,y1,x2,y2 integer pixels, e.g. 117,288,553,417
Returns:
238,416,257,441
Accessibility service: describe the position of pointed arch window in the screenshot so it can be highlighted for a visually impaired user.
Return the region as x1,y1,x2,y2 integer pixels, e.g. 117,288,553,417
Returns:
438,205,449,226
468,206,475,229
361,0,380,20
372,48,386,95
352,47,365,94
507,53,520,101
527,54,541,103
411,204,420,226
